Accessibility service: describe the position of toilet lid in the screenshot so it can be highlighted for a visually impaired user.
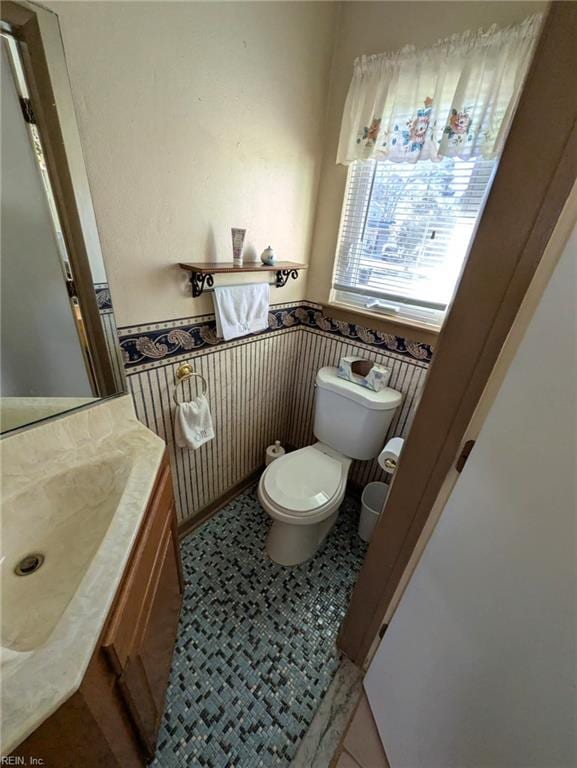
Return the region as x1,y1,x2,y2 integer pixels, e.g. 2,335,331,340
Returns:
263,446,344,513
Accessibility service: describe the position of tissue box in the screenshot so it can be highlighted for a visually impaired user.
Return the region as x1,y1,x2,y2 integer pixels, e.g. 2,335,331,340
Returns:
337,356,391,392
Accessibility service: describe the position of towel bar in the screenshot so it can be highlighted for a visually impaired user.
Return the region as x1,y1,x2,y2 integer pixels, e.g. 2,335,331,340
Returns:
173,362,208,405
178,262,307,298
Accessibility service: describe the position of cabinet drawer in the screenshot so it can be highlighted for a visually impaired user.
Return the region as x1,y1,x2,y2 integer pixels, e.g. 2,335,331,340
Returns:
102,461,174,675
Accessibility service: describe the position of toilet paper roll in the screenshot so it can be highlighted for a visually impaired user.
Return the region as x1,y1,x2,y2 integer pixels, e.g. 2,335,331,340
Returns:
265,440,285,466
378,437,404,474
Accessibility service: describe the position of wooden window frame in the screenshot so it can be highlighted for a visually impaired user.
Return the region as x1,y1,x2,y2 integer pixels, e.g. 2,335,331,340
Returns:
338,1,577,665
322,301,440,347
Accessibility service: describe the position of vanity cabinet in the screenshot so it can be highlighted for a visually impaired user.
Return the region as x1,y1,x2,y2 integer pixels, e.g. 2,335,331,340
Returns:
13,454,183,766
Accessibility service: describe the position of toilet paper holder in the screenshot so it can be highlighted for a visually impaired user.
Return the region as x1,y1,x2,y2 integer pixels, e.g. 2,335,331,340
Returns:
378,437,404,474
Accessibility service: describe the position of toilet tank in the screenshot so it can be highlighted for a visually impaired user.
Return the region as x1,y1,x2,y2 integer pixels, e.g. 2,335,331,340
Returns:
314,367,403,460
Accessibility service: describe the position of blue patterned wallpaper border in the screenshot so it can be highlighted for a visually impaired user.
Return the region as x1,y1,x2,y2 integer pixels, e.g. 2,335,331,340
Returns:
94,283,113,312
118,303,433,370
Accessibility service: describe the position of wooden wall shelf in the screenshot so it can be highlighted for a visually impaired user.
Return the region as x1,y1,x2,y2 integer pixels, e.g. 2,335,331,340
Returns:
178,261,307,298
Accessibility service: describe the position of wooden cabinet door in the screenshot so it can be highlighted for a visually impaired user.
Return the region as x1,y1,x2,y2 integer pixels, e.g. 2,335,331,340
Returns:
119,524,182,759
103,457,184,761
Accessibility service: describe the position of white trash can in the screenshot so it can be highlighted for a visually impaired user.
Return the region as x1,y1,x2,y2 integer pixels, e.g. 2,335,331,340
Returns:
359,481,389,543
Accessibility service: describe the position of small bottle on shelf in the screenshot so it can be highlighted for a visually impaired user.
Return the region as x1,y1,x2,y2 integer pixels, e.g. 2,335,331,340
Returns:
231,227,246,267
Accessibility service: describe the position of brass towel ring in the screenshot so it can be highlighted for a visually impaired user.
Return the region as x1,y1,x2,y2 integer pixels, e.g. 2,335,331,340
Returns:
173,363,208,405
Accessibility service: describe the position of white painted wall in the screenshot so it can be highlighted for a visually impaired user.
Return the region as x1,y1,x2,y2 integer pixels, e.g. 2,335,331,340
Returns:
0,42,93,398
45,2,548,328
48,1,338,326
365,224,577,767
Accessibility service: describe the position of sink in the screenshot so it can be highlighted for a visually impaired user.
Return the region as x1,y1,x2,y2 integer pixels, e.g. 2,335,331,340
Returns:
2,457,132,652
0,395,166,755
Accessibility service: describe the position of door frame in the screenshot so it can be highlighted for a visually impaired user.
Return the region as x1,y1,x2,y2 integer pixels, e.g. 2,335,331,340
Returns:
338,1,577,665
1,1,118,397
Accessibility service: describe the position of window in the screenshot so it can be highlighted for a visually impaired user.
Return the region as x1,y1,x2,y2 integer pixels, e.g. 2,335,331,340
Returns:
332,156,496,326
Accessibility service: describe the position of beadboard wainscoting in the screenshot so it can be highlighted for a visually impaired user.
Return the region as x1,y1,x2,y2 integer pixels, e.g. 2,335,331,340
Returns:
288,328,429,489
95,283,125,392
126,330,300,523
118,303,432,525
100,311,125,391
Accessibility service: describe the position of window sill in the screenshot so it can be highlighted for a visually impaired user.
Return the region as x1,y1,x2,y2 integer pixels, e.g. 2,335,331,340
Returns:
322,301,440,347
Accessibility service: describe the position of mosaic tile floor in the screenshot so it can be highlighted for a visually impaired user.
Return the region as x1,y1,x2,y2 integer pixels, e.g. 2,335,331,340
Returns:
152,484,367,768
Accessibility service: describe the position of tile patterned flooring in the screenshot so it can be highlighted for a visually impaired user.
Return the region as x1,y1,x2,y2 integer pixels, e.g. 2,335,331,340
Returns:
152,484,367,767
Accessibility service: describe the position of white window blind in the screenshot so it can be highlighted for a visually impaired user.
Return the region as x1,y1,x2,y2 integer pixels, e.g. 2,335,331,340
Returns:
333,157,496,325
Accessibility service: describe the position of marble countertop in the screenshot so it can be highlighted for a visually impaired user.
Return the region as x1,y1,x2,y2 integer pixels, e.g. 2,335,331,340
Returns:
0,395,165,755
0,396,97,433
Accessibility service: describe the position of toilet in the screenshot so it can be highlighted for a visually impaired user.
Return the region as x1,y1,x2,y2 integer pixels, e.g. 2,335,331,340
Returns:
258,366,402,565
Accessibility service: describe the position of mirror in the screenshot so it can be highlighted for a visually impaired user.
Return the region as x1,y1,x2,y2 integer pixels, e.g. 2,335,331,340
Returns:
0,3,125,434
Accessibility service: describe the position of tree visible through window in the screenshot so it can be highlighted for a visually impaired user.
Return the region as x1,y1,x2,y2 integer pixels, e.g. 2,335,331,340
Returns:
333,156,496,325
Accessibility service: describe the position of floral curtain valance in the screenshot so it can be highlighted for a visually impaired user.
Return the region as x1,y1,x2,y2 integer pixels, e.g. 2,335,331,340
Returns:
337,14,542,165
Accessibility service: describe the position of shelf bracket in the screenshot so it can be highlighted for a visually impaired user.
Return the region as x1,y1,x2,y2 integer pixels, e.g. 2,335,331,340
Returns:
275,269,299,288
190,271,214,298
182,263,304,297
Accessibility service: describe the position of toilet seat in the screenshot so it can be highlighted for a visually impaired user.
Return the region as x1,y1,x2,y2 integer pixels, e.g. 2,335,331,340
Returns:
259,445,349,524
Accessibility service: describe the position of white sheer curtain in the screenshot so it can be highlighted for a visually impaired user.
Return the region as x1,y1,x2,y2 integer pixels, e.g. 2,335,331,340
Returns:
337,15,542,165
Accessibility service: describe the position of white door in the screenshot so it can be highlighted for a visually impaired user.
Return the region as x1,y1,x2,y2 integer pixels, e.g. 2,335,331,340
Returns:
364,225,577,767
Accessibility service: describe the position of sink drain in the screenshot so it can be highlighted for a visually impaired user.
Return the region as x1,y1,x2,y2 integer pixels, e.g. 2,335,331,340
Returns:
14,553,44,576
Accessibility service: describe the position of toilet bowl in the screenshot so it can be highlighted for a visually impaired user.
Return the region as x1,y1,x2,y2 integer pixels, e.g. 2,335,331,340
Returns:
258,443,351,566
259,366,402,566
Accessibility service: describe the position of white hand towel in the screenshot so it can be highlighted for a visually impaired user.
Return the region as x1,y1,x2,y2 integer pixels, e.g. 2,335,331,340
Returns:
213,283,270,341
174,396,215,450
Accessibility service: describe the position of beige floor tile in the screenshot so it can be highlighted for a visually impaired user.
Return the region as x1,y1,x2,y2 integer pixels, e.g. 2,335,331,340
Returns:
335,749,362,768
343,693,390,768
